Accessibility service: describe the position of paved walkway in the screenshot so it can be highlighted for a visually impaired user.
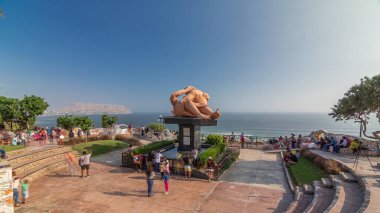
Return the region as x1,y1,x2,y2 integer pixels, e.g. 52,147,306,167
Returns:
197,149,293,213
310,149,380,213
15,149,292,213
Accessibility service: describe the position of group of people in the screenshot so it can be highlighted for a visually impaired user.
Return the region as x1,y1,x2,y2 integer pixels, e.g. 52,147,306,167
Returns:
269,134,303,149
63,149,92,178
282,148,300,167
11,127,65,146
145,150,171,196
138,125,167,140
319,135,360,154
12,171,29,207
225,132,250,149
129,145,217,197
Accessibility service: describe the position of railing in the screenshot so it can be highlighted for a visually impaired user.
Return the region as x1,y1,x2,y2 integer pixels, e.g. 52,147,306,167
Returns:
214,147,240,179
201,134,276,142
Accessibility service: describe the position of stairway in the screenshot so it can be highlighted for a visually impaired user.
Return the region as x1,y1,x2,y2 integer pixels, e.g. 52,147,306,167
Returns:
285,186,313,213
284,173,364,213
8,146,78,182
304,180,335,213
326,174,363,213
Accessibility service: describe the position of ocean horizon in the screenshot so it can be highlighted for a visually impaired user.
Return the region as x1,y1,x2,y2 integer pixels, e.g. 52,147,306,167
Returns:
35,112,378,138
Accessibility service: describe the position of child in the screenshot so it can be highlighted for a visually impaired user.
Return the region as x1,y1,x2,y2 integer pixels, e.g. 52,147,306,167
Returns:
159,159,165,180
21,179,29,204
163,170,169,195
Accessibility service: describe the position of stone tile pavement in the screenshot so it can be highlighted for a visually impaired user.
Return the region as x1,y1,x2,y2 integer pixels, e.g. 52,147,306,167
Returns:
15,149,293,213
198,149,293,213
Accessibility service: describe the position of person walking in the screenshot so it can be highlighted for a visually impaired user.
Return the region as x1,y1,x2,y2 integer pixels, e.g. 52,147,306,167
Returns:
240,132,245,149
132,153,142,173
12,171,20,207
206,157,217,182
163,170,170,195
64,153,77,176
154,151,162,173
59,133,64,147
147,151,155,169
21,179,29,204
146,166,155,197
78,150,92,178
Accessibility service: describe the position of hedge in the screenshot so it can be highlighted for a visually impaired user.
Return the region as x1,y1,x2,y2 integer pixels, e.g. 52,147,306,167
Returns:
132,140,175,155
199,142,226,166
205,134,225,145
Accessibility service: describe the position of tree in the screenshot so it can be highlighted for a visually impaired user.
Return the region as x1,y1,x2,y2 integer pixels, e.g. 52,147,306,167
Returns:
0,97,21,130
101,114,118,128
77,116,93,141
56,115,78,131
19,95,49,129
329,75,380,140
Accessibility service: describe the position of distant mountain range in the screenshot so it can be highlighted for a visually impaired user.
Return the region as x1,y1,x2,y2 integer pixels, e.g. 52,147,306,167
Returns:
44,103,130,115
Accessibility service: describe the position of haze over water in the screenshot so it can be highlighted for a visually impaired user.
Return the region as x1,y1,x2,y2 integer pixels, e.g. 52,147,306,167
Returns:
36,113,378,138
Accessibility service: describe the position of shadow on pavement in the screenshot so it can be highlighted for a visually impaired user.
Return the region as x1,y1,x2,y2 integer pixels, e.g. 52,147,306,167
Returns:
103,191,147,197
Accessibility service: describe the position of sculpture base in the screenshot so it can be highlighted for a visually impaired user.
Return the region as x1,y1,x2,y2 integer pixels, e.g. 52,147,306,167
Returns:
164,117,217,151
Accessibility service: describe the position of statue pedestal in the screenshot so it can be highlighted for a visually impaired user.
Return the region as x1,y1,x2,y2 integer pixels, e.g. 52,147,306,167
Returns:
164,117,217,152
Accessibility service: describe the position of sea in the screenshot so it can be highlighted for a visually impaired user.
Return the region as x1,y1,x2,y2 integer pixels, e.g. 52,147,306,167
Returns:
35,112,378,139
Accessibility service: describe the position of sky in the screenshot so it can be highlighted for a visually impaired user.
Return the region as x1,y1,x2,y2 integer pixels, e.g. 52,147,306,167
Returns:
0,0,379,113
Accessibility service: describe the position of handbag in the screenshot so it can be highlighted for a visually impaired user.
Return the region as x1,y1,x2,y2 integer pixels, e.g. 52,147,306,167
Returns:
78,155,87,166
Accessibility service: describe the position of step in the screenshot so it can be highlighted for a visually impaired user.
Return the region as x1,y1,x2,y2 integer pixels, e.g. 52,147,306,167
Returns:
9,146,72,165
326,175,363,213
286,187,314,213
339,172,358,183
305,180,335,213
8,146,59,160
12,150,77,176
19,160,68,182
321,178,333,188
285,186,302,213
303,184,314,195
6,148,30,158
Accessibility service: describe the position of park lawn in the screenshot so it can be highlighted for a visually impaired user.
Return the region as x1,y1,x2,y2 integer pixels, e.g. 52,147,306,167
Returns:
72,140,129,157
2,145,25,152
289,157,328,186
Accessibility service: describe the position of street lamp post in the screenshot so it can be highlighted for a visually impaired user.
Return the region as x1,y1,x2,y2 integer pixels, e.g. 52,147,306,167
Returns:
157,115,163,124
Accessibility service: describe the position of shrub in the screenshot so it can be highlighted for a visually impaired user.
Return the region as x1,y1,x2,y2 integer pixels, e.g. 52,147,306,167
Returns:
312,155,349,175
313,156,326,169
206,134,225,145
199,143,227,166
133,140,174,155
147,123,166,133
301,149,319,161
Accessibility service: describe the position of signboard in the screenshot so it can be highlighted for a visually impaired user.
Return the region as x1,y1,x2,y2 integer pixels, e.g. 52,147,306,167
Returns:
0,163,13,213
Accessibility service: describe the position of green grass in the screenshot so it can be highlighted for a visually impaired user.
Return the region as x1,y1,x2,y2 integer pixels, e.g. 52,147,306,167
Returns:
72,140,129,156
2,145,25,152
289,157,328,185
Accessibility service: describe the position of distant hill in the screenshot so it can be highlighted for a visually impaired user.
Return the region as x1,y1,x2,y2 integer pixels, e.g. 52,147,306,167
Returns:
47,103,130,115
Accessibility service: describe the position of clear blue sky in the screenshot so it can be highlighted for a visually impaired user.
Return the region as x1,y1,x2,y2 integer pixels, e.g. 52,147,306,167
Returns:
1,0,379,113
